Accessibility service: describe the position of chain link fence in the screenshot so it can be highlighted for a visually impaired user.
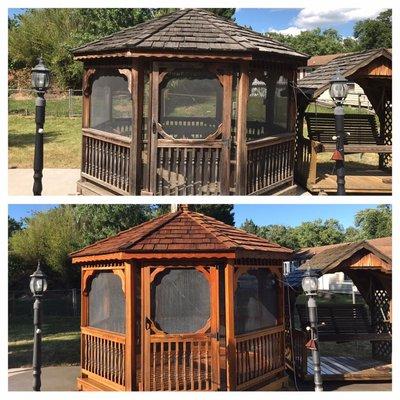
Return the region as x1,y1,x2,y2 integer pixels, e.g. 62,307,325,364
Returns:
8,88,82,118
9,288,81,320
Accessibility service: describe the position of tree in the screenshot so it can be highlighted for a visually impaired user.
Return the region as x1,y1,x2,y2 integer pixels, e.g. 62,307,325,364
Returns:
353,205,392,239
267,28,359,56
240,218,259,235
354,9,392,50
8,216,22,237
206,9,235,20
155,204,235,225
73,204,153,246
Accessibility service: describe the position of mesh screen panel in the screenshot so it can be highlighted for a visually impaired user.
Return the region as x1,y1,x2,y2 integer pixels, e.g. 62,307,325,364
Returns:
151,269,210,334
90,74,132,137
159,71,223,139
235,269,278,335
88,272,125,334
274,75,288,131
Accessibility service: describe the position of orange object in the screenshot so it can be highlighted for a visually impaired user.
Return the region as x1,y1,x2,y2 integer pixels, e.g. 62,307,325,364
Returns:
331,149,344,161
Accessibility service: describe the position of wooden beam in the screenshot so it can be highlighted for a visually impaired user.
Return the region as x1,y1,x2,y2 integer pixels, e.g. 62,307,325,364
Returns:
235,63,249,195
221,71,233,195
124,262,135,390
225,261,237,391
210,266,221,390
129,60,144,195
149,63,159,195
141,266,151,391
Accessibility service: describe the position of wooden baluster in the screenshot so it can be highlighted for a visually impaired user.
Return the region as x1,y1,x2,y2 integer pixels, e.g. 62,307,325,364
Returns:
190,342,194,390
158,149,164,195
197,341,201,390
183,148,188,195
152,342,156,390
175,149,180,196
167,147,172,195
198,148,204,195
160,341,164,391
205,340,209,390
168,341,172,391
206,149,211,195
175,341,179,390
214,149,220,194
183,341,187,391
191,149,196,195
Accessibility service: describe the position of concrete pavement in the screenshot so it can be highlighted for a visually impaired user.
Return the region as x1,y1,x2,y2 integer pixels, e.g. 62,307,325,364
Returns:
9,168,80,196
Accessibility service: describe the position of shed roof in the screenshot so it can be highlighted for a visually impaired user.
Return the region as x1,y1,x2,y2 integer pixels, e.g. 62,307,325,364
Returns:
73,8,307,61
70,208,293,260
298,48,392,98
285,237,392,289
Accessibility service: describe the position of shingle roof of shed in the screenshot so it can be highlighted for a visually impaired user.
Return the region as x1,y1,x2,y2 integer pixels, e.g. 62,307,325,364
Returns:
70,208,293,258
73,8,307,60
298,48,391,98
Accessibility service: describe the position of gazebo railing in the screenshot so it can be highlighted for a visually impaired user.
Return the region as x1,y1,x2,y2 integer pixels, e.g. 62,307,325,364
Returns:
82,129,131,194
235,325,285,390
247,134,295,194
155,141,222,196
149,335,213,391
81,327,126,389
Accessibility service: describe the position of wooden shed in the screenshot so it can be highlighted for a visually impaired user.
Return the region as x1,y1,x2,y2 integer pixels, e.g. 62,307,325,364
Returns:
285,237,392,381
72,8,308,196
70,206,293,391
295,48,392,194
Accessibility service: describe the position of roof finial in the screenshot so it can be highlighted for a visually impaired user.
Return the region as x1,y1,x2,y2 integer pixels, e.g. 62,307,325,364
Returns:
180,204,189,212
170,204,189,213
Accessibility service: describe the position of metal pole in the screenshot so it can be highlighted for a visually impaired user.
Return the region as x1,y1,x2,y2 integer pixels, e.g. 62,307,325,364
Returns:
33,92,46,196
334,105,346,195
32,297,42,391
307,296,323,391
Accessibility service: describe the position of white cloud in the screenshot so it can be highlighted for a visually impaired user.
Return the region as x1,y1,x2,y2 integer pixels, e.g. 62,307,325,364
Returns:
268,26,305,36
294,8,384,29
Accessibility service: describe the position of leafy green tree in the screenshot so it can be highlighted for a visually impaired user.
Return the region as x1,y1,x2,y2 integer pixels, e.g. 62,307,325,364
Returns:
240,218,259,235
206,9,235,20
354,205,392,239
8,216,22,237
354,9,392,50
258,224,298,250
267,28,359,56
155,204,235,225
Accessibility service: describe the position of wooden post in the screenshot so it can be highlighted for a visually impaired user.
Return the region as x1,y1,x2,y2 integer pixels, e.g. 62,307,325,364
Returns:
221,71,233,195
149,63,159,195
307,140,318,186
225,261,236,391
210,266,221,390
141,266,151,391
130,60,144,195
235,63,249,195
125,262,135,390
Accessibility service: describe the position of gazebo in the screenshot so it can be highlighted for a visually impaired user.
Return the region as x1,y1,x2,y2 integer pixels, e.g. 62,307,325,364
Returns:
70,206,293,391
285,237,392,381
295,48,392,194
72,9,308,196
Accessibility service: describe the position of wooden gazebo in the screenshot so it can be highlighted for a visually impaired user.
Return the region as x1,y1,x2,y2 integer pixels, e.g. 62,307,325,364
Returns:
70,206,292,391
285,237,392,381
295,48,392,194
72,8,308,196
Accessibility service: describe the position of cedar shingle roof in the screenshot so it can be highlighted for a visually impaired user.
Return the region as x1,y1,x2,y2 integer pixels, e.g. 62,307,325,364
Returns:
70,208,293,258
298,48,392,99
73,8,307,61
298,236,392,272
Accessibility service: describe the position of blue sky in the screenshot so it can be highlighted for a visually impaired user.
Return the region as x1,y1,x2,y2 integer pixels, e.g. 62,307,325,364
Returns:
9,7,386,37
9,204,381,229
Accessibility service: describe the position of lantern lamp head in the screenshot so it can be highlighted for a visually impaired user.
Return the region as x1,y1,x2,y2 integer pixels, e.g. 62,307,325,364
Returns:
31,58,51,93
30,261,48,297
301,268,318,296
329,70,348,106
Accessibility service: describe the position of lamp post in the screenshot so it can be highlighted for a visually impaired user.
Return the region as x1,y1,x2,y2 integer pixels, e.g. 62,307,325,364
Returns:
302,268,323,392
31,58,51,196
30,261,48,391
329,70,349,196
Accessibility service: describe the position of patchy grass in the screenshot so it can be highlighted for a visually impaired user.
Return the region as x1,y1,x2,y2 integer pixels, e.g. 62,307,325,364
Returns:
8,316,80,368
306,103,372,115
9,97,81,117
317,152,380,174
8,115,81,168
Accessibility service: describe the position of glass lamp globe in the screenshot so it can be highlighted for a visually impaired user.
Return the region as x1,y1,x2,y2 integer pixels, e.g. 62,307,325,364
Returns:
31,58,51,92
301,269,318,295
329,70,348,106
30,262,48,296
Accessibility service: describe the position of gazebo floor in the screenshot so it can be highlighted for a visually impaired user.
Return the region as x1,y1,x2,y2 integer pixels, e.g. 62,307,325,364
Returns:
305,356,391,381
308,170,392,195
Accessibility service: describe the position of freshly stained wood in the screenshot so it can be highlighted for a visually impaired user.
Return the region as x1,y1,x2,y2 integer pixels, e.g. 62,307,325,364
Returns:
72,207,291,391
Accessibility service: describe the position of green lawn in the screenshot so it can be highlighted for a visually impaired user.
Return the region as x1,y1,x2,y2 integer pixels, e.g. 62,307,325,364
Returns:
9,97,81,117
8,316,80,368
8,115,81,168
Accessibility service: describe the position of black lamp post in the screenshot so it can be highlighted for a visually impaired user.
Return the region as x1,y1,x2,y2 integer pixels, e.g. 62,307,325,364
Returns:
31,58,51,196
30,261,48,391
329,70,349,196
302,268,323,392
